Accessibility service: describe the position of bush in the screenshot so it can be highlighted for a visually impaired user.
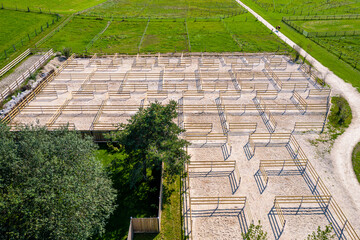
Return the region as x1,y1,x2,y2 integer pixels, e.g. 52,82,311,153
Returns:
242,221,268,240
306,224,335,240
62,47,72,59
328,96,352,129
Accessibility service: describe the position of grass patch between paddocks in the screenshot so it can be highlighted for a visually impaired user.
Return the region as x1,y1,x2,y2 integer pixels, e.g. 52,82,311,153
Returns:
352,143,360,184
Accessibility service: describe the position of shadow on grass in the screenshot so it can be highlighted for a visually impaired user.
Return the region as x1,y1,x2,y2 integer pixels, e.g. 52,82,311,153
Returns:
94,143,161,240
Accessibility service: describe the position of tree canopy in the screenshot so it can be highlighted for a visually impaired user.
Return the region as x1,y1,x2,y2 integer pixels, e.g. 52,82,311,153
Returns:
108,100,190,187
0,125,116,240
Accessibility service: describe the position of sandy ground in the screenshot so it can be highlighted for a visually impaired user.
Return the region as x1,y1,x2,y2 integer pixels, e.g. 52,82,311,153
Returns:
9,54,359,239
234,0,360,237
0,55,43,92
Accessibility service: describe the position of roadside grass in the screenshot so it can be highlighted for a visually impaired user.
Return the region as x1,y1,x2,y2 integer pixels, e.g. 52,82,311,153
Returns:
90,20,147,54
94,143,160,240
238,0,360,91
295,19,360,33
0,0,107,13
352,142,360,184
141,21,188,53
41,17,108,53
0,9,57,56
85,0,244,18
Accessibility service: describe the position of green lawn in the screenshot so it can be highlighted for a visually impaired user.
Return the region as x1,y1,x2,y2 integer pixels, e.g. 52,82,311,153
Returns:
188,21,240,52
0,0,107,13
352,142,360,184
90,20,147,54
41,17,108,53
295,19,360,32
85,0,244,18
251,0,360,15
0,9,57,58
141,21,188,53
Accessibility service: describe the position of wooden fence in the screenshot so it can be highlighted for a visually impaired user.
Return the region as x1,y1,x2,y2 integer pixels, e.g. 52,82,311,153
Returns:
0,49,54,103
0,49,31,77
1,52,73,124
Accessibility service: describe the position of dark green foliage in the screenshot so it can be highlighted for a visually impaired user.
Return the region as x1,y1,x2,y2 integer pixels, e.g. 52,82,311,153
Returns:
94,143,160,240
62,47,72,59
352,142,360,183
328,96,352,129
306,224,335,240
242,221,268,240
108,100,190,187
0,125,116,240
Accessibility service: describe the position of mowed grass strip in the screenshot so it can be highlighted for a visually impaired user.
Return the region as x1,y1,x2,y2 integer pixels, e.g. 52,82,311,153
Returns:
141,21,188,53
295,19,360,32
90,20,147,54
41,17,108,53
188,21,240,52
0,0,107,13
0,9,56,53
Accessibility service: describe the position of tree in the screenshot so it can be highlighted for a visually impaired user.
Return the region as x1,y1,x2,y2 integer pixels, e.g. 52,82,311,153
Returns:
242,221,268,240
0,125,116,240
108,100,190,187
306,224,336,240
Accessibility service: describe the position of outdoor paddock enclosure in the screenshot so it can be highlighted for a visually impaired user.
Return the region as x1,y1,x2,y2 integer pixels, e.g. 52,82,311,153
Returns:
2,52,358,240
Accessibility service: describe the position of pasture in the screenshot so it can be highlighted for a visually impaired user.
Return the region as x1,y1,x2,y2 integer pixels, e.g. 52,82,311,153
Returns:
85,0,244,18
0,0,106,13
0,9,57,61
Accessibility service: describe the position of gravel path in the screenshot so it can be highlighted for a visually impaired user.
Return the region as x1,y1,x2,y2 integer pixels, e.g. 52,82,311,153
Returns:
236,0,360,219
0,55,43,93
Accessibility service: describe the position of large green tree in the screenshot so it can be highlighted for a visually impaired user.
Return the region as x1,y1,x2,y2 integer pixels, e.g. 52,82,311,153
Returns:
108,100,190,187
0,125,116,240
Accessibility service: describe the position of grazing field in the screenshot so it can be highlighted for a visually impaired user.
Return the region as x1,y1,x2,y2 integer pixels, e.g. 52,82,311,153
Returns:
0,9,57,59
90,21,147,54
252,0,360,15
85,0,244,18
313,36,360,69
42,17,109,53
296,19,360,33
0,0,106,13
39,13,289,54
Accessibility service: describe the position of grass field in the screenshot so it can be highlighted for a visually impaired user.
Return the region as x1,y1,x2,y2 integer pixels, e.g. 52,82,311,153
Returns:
40,13,289,54
252,0,360,15
0,9,57,56
296,19,360,32
0,0,106,13
85,0,244,18
42,17,109,53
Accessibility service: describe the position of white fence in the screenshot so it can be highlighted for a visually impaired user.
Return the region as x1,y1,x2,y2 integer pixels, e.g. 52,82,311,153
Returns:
0,49,31,78
0,49,54,102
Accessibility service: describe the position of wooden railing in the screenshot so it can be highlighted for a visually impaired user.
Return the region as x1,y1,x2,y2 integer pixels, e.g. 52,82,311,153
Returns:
0,49,31,77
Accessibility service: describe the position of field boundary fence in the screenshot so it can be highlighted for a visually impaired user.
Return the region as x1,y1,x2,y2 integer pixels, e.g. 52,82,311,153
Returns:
0,12,60,62
282,16,360,38
0,49,53,103
0,49,31,78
